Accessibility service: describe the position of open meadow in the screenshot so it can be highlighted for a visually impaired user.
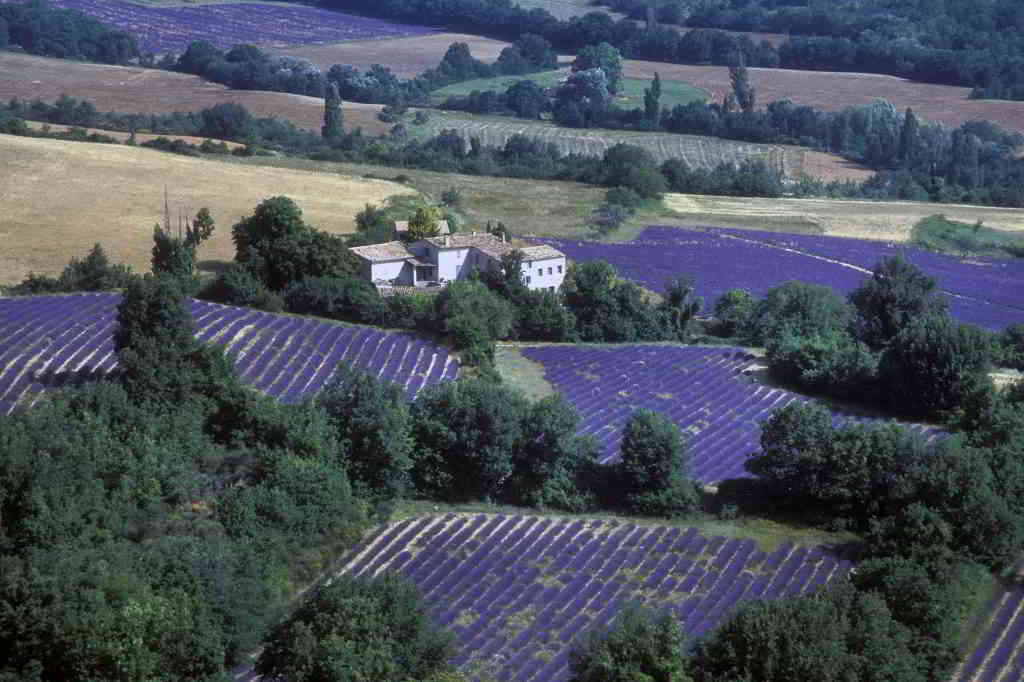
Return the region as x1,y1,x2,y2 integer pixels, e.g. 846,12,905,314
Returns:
622,60,1024,133
0,134,415,283
430,68,709,109
0,52,393,135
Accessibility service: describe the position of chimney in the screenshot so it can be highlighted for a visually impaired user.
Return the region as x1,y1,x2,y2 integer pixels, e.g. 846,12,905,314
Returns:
443,234,450,247
501,232,506,243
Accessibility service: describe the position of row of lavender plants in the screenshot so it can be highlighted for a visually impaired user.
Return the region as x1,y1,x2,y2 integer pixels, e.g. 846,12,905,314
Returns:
530,226,1023,330
339,513,853,682
30,0,434,53
521,344,939,484
956,581,1024,682
0,293,457,414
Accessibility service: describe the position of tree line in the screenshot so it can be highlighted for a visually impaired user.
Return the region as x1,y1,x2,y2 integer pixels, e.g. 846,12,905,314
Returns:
0,0,139,64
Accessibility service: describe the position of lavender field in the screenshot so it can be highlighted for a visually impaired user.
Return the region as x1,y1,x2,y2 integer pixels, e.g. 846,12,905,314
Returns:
33,0,435,53
531,226,1024,330
955,581,1024,682
521,345,939,484
339,513,853,682
0,293,457,414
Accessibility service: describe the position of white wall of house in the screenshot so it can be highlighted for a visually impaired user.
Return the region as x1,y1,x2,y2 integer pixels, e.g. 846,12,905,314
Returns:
522,256,567,291
368,259,411,285
435,246,472,282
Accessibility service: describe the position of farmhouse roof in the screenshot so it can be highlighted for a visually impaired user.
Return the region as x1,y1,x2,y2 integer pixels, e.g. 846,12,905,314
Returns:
518,245,564,261
395,220,451,236
424,233,516,259
349,241,413,262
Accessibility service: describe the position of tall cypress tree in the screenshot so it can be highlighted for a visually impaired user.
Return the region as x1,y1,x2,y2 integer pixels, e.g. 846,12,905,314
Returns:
322,81,343,140
643,72,662,125
899,107,920,166
729,57,756,113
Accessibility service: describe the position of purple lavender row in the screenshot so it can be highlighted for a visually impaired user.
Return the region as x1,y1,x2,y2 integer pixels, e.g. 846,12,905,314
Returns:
22,0,436,54
522,344,943,485
333,514,851,682
528,226,1023,330
0,295,457,413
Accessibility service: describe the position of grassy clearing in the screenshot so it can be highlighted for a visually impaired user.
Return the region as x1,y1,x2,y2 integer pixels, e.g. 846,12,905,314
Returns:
912,214,1024,257
0,134,415,284
662,193,1024,242
388,500,859,554
494,345,557,401
430,69,709,109
224,154,606,238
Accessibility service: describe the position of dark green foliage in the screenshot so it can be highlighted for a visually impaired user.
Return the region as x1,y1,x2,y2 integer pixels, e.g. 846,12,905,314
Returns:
598,144,667,198
849,555,990,680
729,60,755,114
199,264,284,312
152,207,215,281
661,275,703,341
518,288,578,342
912,214,1024,258
569,606,690,682
0,1,139,63
746,402,923,524
322,81,343,140
231,196,359,291
10,242,133,295
283,275,387,325
746,280,851,346
614,409,699,517
643,72,662,125
199,102,253,140
257,573,457,682
878,315,992,419
689,583,924,682
864,503,955,563
996,323,1024,369
317,366,414,501
573,42,623,94
712,288,756,338
766,327,878,400
605,186,644,210
410,378,528,501
432,279,515,360
849,256,949,350
506,394,599,512
562,261,667,342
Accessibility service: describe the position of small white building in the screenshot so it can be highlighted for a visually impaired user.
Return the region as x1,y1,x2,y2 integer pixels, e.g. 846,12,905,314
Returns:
349,233,567,292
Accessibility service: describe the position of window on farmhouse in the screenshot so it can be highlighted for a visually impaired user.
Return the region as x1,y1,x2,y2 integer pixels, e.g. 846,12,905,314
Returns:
558,265,563,274
548,267,553,275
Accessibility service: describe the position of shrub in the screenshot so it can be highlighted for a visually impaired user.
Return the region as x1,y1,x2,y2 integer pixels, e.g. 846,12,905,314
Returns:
283,275,387,325
200,265,284,311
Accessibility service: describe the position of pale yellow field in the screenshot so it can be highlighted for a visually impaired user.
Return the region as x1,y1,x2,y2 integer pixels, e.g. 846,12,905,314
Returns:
664,193,1024,241
0,134,416,284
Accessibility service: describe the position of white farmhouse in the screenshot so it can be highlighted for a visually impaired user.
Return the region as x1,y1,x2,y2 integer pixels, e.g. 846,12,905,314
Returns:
349,233,567,291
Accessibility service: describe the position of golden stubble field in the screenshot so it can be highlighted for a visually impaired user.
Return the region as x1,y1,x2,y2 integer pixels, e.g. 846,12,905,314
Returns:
0,135,416,284
0,52,393,135
663,193,1024,241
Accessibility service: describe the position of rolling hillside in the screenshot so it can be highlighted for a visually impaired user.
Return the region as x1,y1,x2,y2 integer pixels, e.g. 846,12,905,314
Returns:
0,134,415,283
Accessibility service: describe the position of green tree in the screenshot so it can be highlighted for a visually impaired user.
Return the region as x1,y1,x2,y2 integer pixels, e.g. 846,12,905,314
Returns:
765,327,878,400
432,279,515,361
283,275,388,325
728,58,756,113
615,409,699,516
746,280,851,346
899,107,920,166
322,81,343,140
599,144,667,199
569,606,690,682
661,275,702,341
689,584,923,682
643,72,662,125
573,42,623,94
151,207,215,280
506,394,598,511
878,315,992,419
232,196,358,291
256,573,457,682
562,260,667,342
848,256,949,350
712,288,756,338
407,205,443,240
410,378,529,501
317,365,414,501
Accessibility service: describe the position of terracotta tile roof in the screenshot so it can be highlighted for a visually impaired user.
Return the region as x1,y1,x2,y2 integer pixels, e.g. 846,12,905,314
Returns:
518,245,565,261
424,233,516,259
349,241,413,262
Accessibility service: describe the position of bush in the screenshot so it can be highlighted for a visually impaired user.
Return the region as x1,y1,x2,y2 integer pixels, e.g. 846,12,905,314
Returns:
849,256,949,350
712,288,757,338
766,327,878,400
746,280,851,346
605,186,644,210
200,265,284,311
569,606,688,682
613,409,700,517
283,275,387,325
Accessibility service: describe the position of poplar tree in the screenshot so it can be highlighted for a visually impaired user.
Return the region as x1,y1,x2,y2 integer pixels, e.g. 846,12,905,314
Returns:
322,81,343,140
643,72,662,125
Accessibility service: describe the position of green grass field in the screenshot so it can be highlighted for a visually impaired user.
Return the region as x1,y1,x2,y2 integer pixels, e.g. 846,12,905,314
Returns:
430,69,709,110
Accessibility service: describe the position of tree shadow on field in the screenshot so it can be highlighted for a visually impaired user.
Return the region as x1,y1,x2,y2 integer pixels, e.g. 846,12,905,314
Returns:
196,259,232,275
32,364,116,391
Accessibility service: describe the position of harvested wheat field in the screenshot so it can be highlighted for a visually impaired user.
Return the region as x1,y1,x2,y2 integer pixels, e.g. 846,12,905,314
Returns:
663,193,1024,241
0,52,392,135
22,121,246,148
266,32,527,76
623,60,1024,133
0,134,415,284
